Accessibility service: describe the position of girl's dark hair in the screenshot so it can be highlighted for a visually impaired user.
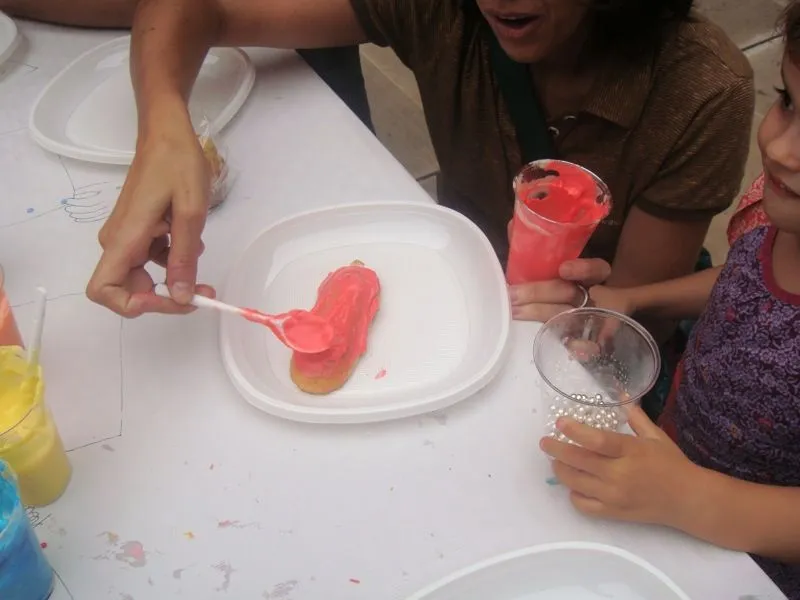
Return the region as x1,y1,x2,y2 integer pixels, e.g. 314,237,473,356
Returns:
589,0,695,57
782,1,800,63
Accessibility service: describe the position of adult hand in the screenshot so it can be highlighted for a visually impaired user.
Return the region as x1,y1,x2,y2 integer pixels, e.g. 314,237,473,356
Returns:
508,258,612,322
540,406,697,527
87,117,216,317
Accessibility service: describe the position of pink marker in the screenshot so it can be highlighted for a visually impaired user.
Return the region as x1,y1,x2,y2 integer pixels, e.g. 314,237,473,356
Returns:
153,284,334,354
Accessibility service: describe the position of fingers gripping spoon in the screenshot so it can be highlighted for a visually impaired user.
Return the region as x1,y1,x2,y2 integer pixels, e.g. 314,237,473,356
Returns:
153,284,334,354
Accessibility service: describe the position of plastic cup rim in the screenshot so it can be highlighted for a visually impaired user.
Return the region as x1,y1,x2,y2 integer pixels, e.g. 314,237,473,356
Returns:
0,359,44,439
532,307,662,407
512,159,612,229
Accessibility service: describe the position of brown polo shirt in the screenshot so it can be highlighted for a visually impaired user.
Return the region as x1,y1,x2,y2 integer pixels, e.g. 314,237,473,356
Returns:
350,0,755,263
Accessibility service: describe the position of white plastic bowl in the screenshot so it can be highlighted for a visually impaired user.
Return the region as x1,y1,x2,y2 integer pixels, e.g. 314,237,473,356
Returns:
406,542,692,600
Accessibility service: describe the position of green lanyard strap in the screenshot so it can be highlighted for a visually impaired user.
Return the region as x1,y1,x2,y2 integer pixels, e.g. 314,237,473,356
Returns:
483,19,557,163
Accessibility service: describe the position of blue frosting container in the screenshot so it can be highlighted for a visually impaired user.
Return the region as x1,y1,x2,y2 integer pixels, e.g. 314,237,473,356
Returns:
0,460,54,600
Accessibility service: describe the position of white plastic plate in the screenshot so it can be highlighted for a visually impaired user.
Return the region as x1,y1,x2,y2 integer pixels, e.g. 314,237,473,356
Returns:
220,202,511,424
29,35,255,164
406,542,692,600
0,12,19,68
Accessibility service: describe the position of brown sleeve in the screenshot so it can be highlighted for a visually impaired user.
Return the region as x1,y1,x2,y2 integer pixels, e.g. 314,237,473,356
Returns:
636,76,755,221
348,0,459,67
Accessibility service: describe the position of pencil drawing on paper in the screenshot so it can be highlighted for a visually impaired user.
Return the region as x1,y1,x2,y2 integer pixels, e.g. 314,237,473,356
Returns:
62,182,112,223
0,158,114,229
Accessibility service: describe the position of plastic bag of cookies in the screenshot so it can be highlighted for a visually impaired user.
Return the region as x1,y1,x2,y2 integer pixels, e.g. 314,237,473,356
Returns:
197,117,231,211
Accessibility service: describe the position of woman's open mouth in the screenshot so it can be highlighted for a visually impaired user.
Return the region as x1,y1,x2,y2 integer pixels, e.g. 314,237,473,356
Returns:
490,14,542,39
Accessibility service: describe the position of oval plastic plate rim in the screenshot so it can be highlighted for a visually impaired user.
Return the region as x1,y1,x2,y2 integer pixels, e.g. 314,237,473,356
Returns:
28,35,255,165
219,200,512,425
404,541,692,600
0,11,20,68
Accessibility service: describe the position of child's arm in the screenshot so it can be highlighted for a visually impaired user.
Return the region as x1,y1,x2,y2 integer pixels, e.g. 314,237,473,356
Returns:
592,266,723,321
674,466,800,563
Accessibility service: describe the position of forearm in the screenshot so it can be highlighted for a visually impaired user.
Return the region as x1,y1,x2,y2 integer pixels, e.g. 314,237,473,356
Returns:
130,0,219,136
607,210,714,342
627,266,722,321
130,0,367,137
1,0,136,28
674,466,800,563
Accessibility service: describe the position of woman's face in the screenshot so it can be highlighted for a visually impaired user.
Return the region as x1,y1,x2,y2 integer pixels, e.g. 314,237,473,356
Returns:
758,52,800,234
476,0,592,63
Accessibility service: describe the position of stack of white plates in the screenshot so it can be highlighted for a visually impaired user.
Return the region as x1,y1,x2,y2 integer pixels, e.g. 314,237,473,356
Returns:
29,35,255,164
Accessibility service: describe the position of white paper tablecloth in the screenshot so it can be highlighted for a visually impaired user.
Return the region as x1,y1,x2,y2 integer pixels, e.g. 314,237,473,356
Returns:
0,19,786,600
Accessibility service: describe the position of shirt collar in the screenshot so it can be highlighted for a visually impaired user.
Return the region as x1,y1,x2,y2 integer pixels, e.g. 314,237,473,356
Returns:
581,50,656,129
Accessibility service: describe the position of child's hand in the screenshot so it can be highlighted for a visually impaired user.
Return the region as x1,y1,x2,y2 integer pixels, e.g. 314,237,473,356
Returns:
540,406,699,527
588,284,636,316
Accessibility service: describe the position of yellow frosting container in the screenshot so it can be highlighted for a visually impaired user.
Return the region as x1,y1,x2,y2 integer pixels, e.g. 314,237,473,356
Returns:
0,346,71,507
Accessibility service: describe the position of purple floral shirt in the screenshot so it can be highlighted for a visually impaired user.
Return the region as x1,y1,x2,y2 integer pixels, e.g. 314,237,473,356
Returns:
660,226,800,598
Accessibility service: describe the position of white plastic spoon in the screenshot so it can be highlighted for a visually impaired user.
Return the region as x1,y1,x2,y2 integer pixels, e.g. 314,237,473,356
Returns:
153,284,333,354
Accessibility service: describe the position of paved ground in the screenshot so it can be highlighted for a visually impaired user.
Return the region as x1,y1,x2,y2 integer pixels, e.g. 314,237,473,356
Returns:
359,0,789,263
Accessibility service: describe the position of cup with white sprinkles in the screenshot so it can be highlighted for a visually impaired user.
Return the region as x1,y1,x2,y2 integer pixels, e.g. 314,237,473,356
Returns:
533,307,660,446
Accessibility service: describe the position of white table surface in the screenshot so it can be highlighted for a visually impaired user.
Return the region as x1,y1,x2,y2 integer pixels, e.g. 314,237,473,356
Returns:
0,19,786,600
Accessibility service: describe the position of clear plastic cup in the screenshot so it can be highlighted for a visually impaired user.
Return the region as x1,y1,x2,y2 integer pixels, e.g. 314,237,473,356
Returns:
0,347,72,507
506,160,612,285
0,459,55,600
533,308,660,443
0,266,23,348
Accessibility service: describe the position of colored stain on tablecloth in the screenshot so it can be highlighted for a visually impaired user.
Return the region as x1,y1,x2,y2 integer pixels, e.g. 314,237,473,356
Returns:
213,561,235,592
264,580,299,598
114,541,146,568
100,531,119,545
